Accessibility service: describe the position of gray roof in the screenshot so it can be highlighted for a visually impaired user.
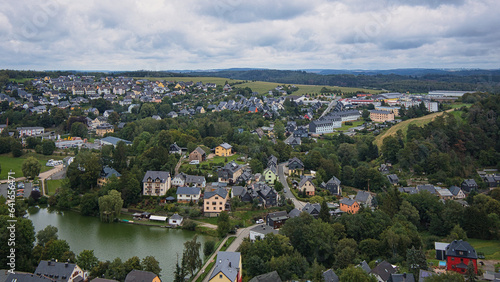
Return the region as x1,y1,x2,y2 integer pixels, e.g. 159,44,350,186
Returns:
101,165,121,179
124,270,158,282
250,224,279,236
298,177,314,188
340,198,357,206
170,213,183,220
417,184,436,194
35,260,78,282
355,190,371,203
288,208,301,218
204,188,228,200
322,269,339,282
268,211,289,221
303,203,321,214
176,186,201,195
288,157,304,166
462,179,477,186
142,171,170,183
249,271,282,282
100,136,132,146
359,260,371,273
219,142,232,149
6,273,56,282
370,261,396,281
449,186,462,196
418,270,435,282
186,175,206,184
445,240,477,259
370,110,392,114
398,187,418,194
209,252,241,282
327,176,341,186
231,186,246,197
193,146,206,155
390,273,415,282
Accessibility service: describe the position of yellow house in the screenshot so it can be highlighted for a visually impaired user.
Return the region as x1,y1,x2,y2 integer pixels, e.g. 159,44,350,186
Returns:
215,143,233,157
203,188,228,217
208,252,242,282
125,270,161,282
95,123,114,137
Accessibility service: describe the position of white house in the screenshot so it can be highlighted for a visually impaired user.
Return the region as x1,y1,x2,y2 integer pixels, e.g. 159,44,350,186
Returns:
176,186,201,203
249,224,279,241
169,213,184,226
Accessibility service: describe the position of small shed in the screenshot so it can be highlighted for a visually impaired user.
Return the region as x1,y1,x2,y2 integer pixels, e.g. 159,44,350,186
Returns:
169,213,184,226
435,242,449,260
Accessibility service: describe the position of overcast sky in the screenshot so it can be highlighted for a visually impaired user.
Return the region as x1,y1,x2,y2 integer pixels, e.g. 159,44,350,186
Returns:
1,0,499,71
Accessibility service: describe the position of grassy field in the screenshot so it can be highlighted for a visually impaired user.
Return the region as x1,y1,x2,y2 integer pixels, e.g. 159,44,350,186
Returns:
0,153,64,180
46,179,64,196
374,110,453,148
335,120,366,132
468,239,500,260
136,76,382,95
236,80,382,95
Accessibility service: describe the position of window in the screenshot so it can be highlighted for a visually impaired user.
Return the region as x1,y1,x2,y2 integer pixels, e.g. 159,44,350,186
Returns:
220,274,223,279
212,202,216,205
215,197,218,199
213,207,216,210
219,207,222,210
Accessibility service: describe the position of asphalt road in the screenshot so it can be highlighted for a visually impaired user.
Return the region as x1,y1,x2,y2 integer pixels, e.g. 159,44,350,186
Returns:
278,163,306,209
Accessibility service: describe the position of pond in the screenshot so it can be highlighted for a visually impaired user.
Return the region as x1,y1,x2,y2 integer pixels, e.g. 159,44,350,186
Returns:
27,207,213,281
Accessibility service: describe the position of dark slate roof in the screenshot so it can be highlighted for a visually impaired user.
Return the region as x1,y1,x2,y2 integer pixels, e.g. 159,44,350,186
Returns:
35,260,78,282
370,261,396,281
176,186,201,195
204,188,228,200
142,171,170,183
209,252,241,282
417,184,436,194
445,240,477,259
390,273,415,282
387,174,399,184
298,177,314,188
170,213,183,220
6,273,55,282
268,211,289,221
303,203,321,214
186,175,206,184
288,208,301,218
449,186,462,196
249,270,282,282
418,270,435,282
398,187,418,194
327,176,341,186
124,270,158,282
288,157,304,166
322,269,339,282
462,179,477,186
101,165,121,179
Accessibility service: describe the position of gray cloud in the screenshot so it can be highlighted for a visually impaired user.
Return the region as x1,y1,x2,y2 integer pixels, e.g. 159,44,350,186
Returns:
0,0,499,70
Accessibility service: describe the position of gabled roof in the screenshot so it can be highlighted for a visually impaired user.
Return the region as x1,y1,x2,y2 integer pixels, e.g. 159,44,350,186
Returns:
219,142,232,149
142,171,170,183
186,175,206,184
302,203,321,214
192,146,206,155
298,177,314,188
340,198,357,207
250,225,279,236
445,240,477,259
209,252,241,282
170,213,183,220
288,157,304,167
327,176,341,186
176,186,201,195
390,273,415,282
124,270,158,282
101,165,121,179
288,208,301,218
100,136,132,146
370,261,396,281
359,260,371,273
231,186,246,197
204,188,228,200
462,179,477,186
355,190,371,203
35,260,78,282
449,186,462,196
268,211,289,221
6,273,56,282
322,269,339,282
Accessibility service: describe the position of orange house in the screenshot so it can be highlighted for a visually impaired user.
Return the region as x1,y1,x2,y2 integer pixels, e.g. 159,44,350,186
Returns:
339,198,360,214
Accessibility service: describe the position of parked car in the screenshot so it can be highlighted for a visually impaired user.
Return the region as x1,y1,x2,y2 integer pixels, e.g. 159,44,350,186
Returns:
256,219,264,224
189,160,200,165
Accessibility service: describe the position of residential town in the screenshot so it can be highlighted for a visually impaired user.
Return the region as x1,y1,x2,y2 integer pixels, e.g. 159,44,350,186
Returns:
0,71,498,282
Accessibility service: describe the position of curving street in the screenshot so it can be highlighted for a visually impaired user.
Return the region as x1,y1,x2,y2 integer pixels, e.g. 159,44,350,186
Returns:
278,163,306,209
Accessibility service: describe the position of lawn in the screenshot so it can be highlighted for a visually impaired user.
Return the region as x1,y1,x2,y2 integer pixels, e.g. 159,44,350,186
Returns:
333,120,366,132
467,239,500,260
0,153,64,180
179,154,246,174
46,179,64,196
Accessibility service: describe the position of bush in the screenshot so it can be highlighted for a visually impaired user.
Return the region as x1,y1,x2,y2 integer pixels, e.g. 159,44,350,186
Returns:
182,219,197,231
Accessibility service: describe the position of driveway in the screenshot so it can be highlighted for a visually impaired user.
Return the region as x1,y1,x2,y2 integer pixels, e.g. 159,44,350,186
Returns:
278,163,306,209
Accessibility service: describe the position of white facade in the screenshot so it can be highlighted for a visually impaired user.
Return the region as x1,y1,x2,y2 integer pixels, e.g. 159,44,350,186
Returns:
17,127,45,137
